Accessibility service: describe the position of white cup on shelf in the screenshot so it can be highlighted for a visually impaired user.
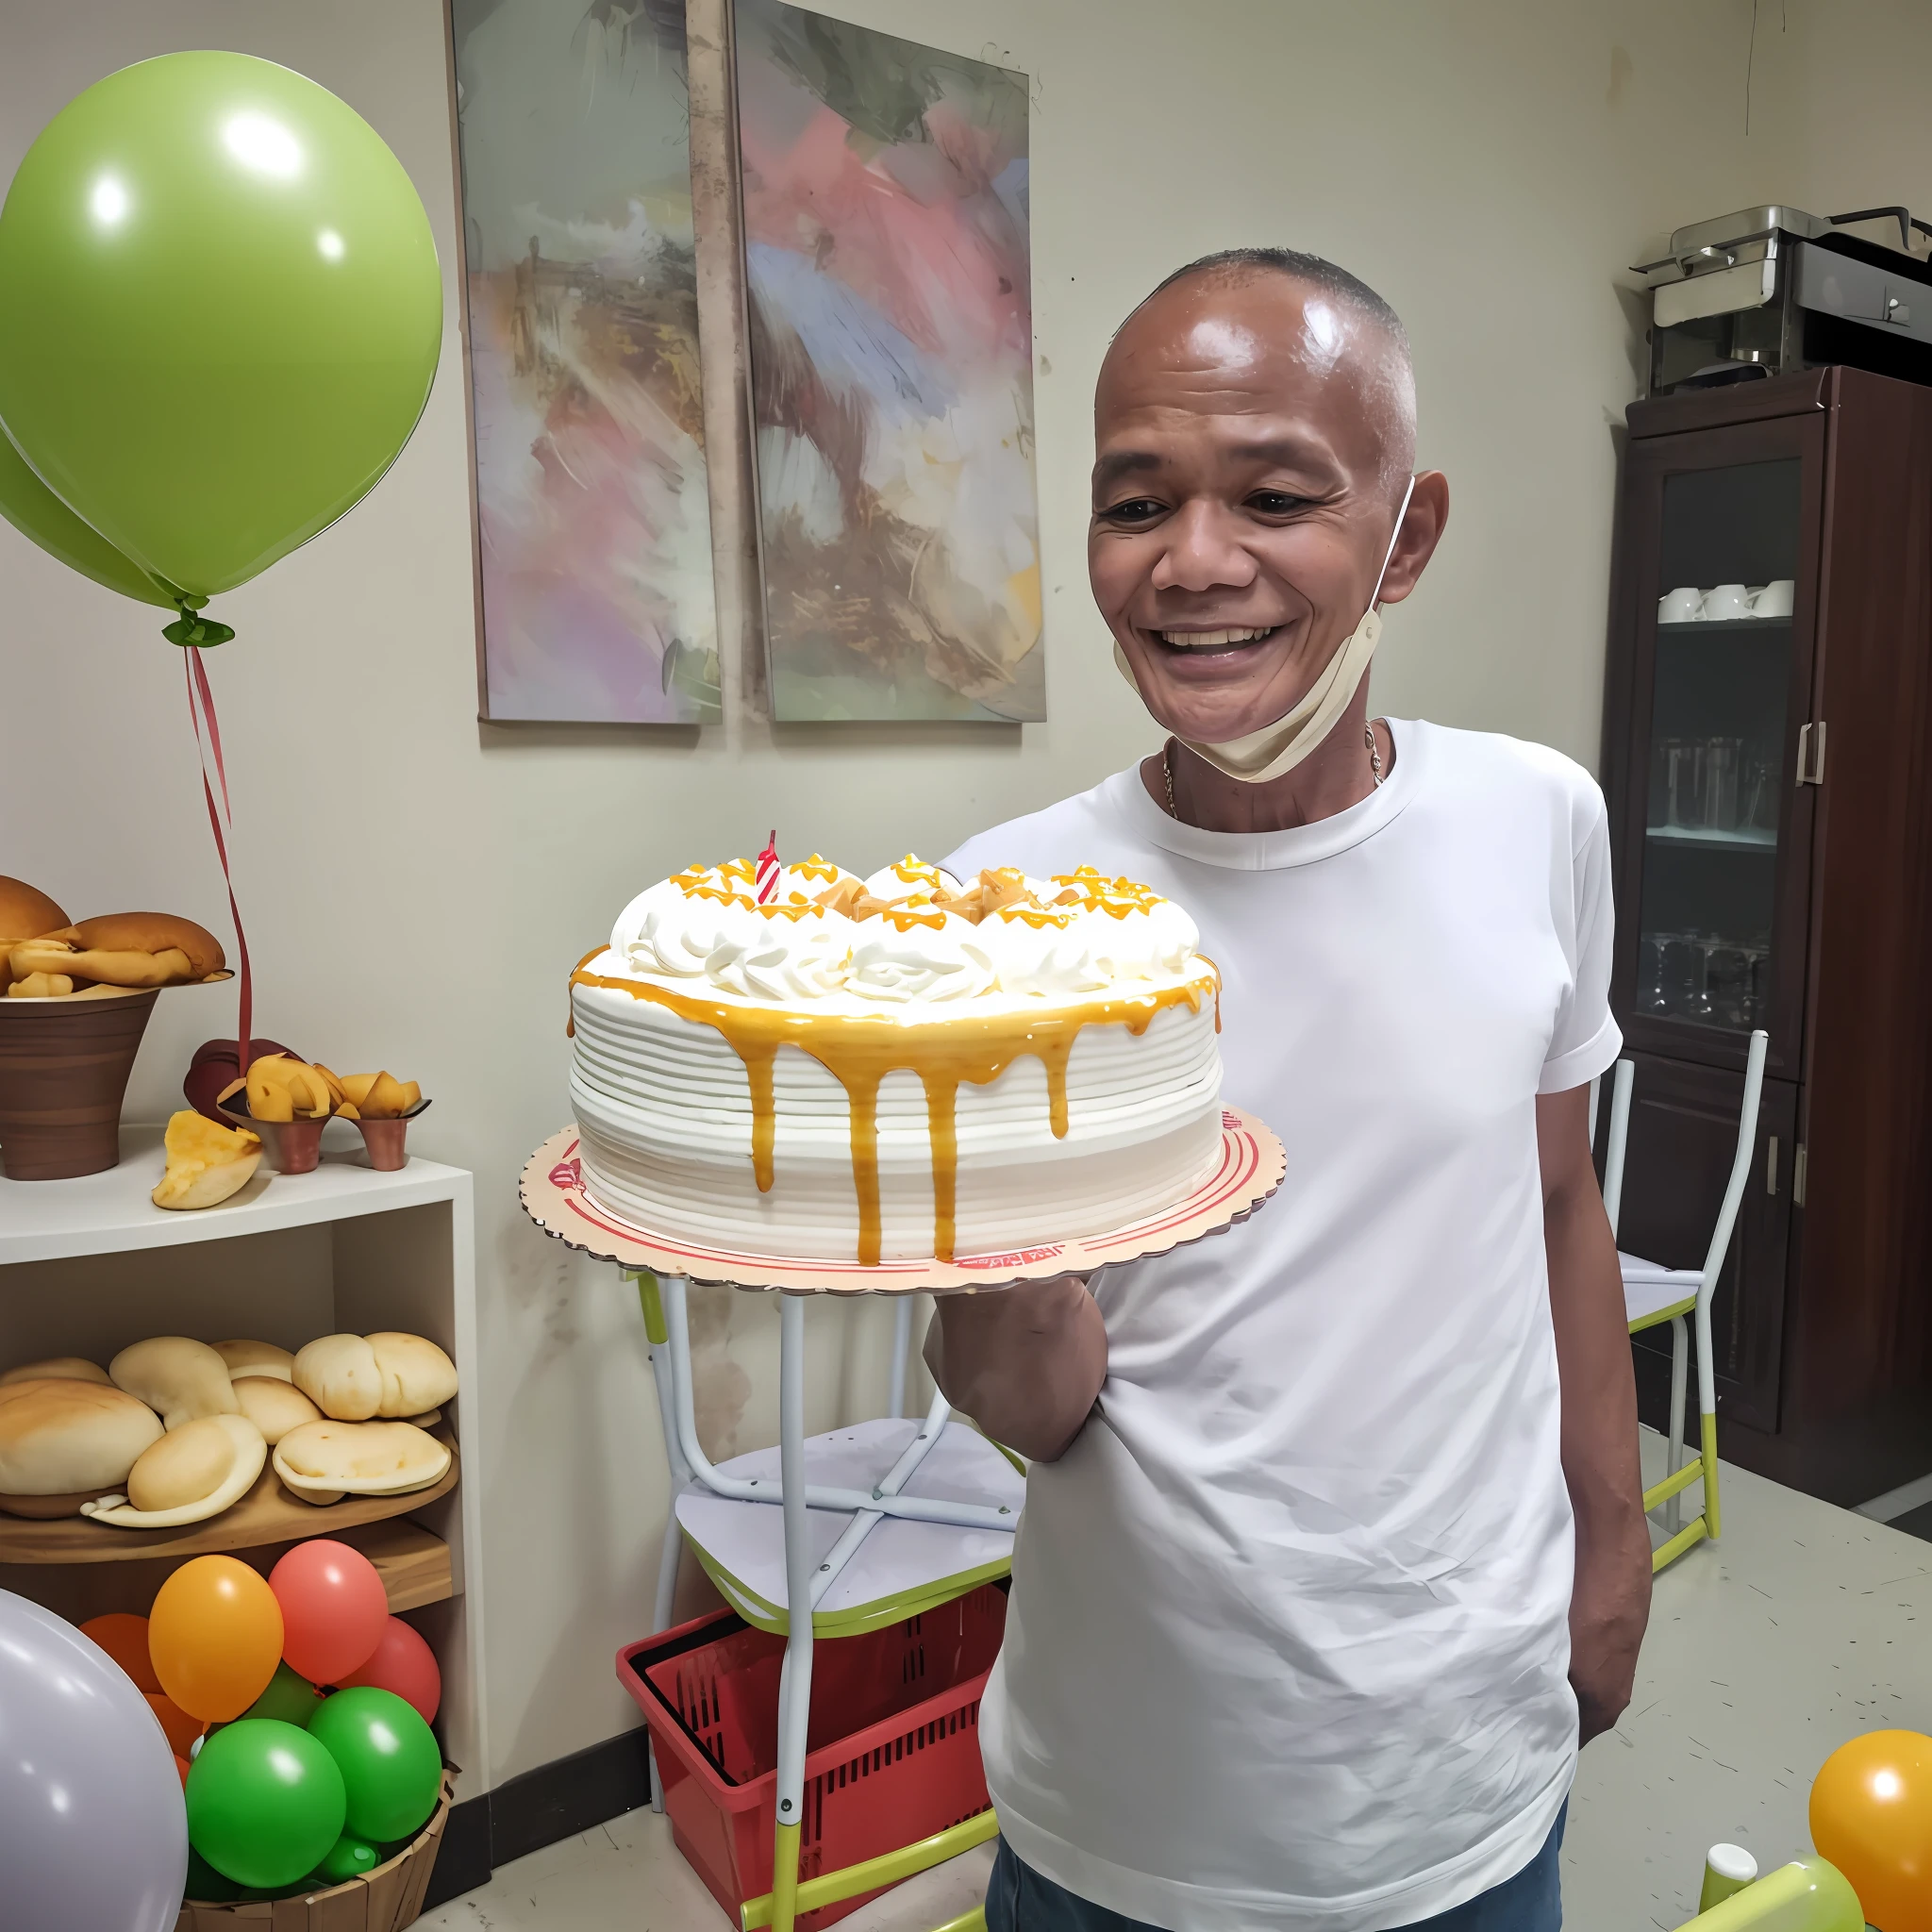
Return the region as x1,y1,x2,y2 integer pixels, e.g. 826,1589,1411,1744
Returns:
1658,586,1706,624
1752,578,1795,618
1702,583,1753,622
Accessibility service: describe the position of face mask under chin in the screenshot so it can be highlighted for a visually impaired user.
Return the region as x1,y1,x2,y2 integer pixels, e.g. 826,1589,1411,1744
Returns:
1111,475,1414,788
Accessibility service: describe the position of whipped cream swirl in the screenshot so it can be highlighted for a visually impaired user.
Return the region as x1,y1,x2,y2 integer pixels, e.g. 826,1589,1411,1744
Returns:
600,855,1205,1004
849,908,996,1002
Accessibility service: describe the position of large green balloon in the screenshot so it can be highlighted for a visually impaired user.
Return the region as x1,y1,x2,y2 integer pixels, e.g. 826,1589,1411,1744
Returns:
185,1718,346,1890
0,425,175,608
308,1687,442,1843
0,51,441,601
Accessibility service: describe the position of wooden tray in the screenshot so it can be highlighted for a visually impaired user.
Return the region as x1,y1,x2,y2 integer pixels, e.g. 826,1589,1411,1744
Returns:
0,1516,453,1624
0,1433,458,1563
520,1107,1285,1294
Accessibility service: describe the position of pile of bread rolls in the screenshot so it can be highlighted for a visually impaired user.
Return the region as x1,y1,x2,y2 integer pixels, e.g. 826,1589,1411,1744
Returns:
2,875,228,999
0,1332,456,1528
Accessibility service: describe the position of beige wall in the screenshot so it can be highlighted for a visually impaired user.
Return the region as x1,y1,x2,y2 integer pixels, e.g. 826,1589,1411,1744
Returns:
4,0,1924,1781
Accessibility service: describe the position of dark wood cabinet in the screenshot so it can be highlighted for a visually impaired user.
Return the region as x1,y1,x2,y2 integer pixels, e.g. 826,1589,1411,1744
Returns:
1600,367,1932,1505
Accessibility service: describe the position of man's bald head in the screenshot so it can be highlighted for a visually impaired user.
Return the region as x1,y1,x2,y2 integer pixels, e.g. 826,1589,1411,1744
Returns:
1087,246,1446,759
1103,248,1418,496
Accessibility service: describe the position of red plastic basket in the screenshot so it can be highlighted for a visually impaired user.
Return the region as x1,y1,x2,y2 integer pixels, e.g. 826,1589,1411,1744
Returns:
616,1585,1005,1931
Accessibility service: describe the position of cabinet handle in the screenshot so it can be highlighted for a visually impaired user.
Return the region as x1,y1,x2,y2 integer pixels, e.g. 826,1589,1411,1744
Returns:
1794,1143,1807,1207
1796,720,1828,786
1767,1135,1779,1195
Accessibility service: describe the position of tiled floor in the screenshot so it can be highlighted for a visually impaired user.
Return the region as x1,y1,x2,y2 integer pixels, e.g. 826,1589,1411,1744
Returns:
422,1436,1932,1932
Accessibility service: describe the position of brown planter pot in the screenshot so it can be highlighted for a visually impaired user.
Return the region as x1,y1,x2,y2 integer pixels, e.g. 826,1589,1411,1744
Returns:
175,1771,456,1932
0,990,159,1180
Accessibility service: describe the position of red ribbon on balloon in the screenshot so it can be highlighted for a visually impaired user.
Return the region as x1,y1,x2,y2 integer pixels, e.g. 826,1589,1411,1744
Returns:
183,648,254,1074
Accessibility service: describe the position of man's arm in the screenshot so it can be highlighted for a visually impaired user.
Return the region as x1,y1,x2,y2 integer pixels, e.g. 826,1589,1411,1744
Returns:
1538,1082,1651,1744
924,1274,1108,1463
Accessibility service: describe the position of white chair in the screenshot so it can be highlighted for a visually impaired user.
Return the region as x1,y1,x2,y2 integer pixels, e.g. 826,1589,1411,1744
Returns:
1600,1030,1768,1572
631,1271,1014,1932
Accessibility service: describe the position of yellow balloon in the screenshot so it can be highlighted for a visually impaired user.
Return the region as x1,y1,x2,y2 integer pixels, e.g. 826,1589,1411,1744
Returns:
147,1555,283,1724
1811,1729,1932,1931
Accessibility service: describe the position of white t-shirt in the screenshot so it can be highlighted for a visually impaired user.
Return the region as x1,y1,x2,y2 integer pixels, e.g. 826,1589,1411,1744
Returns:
943,720,1620,1932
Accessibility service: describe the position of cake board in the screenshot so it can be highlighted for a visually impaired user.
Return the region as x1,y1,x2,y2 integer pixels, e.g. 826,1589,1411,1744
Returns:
518,1105,1286,1295
517,1108,1283,1932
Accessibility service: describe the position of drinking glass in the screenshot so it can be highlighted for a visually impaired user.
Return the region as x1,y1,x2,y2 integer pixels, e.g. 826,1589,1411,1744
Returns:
1708,943,1754,1027
1664,741,1701,828
1702,737,1743,831
1679,938,1717,1022
1639,934,1674,1014
1745,944,1772,1024
1659,932,1704,1015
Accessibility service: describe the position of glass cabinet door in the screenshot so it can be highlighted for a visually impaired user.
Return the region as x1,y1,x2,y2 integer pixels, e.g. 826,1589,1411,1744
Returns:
1616,421,1822,1074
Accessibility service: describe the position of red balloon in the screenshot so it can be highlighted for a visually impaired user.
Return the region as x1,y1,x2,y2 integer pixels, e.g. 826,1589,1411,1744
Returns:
144,1689,202,1757
268,1540,388,1686
340,1616,441,1724
78,1611,161,1693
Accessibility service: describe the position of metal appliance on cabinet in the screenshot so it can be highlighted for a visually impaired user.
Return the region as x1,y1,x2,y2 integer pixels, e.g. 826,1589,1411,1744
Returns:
1634,206,1932,395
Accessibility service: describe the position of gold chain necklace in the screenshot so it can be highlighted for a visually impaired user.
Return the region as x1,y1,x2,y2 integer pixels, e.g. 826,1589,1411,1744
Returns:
1162,724,1384,822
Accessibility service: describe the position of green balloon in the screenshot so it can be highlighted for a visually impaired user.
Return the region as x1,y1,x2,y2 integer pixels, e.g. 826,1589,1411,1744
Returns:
311,1833,382,1886
308,1687,442,1843
242,1660,322,1729
186,1717,347,1890
0,51,441,602
0,425,176,608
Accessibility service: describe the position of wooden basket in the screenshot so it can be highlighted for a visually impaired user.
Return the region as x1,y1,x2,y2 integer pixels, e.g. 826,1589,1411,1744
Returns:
175,1772,456,1932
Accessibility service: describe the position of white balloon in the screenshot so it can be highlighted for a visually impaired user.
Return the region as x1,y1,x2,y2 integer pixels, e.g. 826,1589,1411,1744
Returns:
0,1589,186,1930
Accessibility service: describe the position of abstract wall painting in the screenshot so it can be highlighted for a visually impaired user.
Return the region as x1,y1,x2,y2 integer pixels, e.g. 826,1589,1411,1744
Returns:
452,0,720,723
734,0,1041,722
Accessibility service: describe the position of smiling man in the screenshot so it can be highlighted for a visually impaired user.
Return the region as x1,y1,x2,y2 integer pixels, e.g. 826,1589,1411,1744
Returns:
932,250,1651,1931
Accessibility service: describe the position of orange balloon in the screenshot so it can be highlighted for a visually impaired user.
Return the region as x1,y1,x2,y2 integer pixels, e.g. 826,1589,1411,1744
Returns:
148,1555,283,1723
174,1754,191,1789
143,1690,202,1757
78,1611,161,1692
1811,1729,1932,1932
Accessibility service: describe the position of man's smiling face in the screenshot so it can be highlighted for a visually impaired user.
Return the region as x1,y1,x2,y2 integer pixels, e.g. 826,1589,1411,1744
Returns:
1090,271,1418,748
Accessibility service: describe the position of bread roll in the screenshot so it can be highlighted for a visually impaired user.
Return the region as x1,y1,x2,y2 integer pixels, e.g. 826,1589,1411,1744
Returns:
109,1338,239,1430
273,1418,449,1505
73,912,225,977
293,1333,457,1422
232,1375,321,1445
293,1336,382,1422
7,972,75,999
84,1414,265,1528
369,1334,458,1417
213,1340,294,1384
9,911,225,990
0,1357,110,1387
0,877,68,950
0,1378,165,1509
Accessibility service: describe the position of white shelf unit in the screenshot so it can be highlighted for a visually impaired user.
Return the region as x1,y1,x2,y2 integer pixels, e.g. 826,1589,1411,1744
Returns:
0,1124,489,1804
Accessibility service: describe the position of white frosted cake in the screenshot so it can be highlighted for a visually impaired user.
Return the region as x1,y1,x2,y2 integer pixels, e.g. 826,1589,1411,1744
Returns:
567,855,1223,1266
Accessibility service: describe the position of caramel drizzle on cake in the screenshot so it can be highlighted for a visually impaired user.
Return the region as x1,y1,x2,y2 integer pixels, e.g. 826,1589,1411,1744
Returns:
569,965,1219,1263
